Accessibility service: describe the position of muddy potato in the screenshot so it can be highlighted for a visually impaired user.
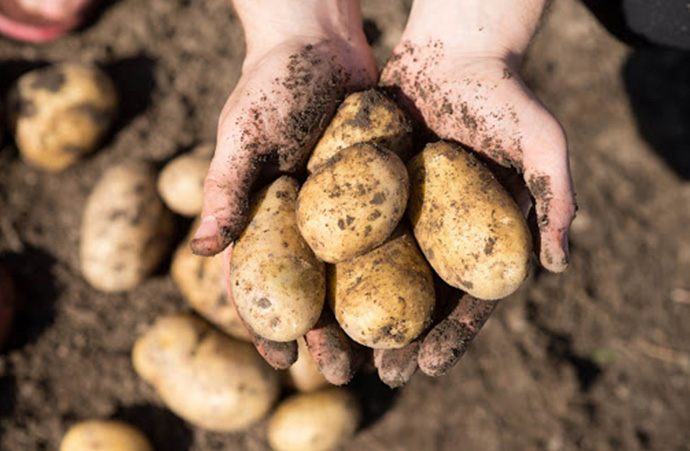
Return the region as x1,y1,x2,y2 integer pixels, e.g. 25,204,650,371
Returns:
171,219,250,341
329,226,435,349
407,141,531,300
157,143,212,216
307,89,412,174
80,162,173,292
232,176,325,342
268,387,360,451
283,338,329,392
60,420,152,451
132,314,280,432
297,143,409,264
8,63,117,171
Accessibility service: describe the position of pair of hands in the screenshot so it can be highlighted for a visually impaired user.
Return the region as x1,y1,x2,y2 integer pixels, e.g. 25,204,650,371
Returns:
191,0,576,387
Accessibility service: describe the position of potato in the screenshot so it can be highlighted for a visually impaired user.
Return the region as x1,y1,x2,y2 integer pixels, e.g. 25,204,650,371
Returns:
8,63,117,171
132,314,279,432
232,176,325,342
157,143,212,216
0,264,15,348
267,387,360,451
283,338,329,392
328,225,435,349
60,420,152,451
307,89,412,174
297,143,409,264
407,141,531,300
171,219,250,341
80,162,173,292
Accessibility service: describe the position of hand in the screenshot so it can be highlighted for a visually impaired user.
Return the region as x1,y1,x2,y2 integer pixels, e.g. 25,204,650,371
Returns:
372,0,576,385
202,0,377,384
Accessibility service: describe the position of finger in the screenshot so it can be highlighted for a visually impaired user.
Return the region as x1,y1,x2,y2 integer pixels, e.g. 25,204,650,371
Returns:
190,142,258,256
418,294,496,377
373,342,420,388
521,111,576,272
222,245,297,369
304,308,362,385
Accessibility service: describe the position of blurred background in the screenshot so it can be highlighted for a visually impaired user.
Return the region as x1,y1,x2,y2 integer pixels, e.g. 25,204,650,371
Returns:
1,0,689,449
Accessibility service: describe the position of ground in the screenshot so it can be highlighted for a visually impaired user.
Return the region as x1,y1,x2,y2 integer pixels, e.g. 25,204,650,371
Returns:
1,0,690,450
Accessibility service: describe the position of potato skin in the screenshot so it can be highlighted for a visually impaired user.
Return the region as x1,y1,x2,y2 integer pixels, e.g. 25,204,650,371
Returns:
283,338,329,392
60,420,152,451
171,220,250,341
8,63,117,171
132,314,279,432
80,162,173,292
297,143,409,264
307,89,412,174
329,226,435,349
407,141,531,300
232,176,325,342
157,144,212,216
267,387,360,451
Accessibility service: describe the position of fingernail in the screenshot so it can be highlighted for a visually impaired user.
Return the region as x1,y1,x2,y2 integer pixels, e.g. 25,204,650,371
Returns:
192,215,219,242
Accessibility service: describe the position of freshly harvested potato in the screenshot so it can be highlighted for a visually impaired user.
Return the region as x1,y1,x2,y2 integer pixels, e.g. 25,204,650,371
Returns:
8,63,117,171
157,143,212,216
297,143,409,264
307,89,412,174
232,176,325,342
60,420,152,451
407,141,531,300
132,314,280,432
328,226,435,349
80,162,173,292
267,387,360,451
171,219,250,341
283,338,329,392
0,264,15,348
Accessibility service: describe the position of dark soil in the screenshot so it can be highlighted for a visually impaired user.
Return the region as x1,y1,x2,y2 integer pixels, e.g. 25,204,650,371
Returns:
1,0,689,450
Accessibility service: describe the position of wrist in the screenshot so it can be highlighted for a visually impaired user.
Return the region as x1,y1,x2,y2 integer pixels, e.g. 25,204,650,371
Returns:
401,0,547,60
233,0,368,58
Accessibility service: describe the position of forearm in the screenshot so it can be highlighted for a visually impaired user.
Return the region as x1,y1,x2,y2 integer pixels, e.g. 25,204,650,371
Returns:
402,0,548,58
232,0,366,55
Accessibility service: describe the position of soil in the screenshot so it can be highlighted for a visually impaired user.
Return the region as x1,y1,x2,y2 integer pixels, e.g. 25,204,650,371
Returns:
1,0,690,450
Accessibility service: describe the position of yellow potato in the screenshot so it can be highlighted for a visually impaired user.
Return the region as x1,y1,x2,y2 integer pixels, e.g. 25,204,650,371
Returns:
80,162,173,292
307,89,412,174
132,314,279,432
60,420,152,451
297,143,409,264
328,226,435,349
232,176,325,342
8,63,117,171
157,144,212,216
267,387,360,451
407,141,531,300
283,338,329,392
171,219,250,341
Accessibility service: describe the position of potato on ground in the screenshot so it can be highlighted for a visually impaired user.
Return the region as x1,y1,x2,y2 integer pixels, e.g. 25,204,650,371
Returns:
283,338,329,392
8,63,117,171
407,141,531,300
60,420,152,451
0,264,15,348
171,219,250,341
157,143,212,216
132,314,279,432
297,143,409,263
80,162,173,292
232,176,325,342
328,225,435,349
268,387,360,451
307,88,412,174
